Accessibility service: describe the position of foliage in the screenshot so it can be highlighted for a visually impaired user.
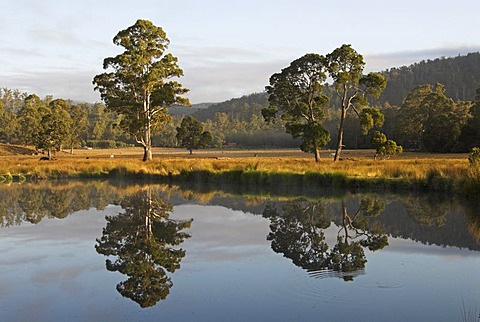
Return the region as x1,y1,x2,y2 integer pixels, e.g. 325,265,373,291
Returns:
468,147,480,166
175,116,212,154
36,99,72,159
327,44,387,161
93,19,189,161
96,189,192,307
396,83,471,152
262,197,388,280
380,52,480,106
65,103,89,153
263,53,331,162
371,131,403,159
359,108,384,135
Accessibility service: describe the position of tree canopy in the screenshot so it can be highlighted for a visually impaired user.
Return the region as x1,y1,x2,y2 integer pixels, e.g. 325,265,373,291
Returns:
326,44,387,161
93,19,189,161
262,53,330,162
175,116,212,154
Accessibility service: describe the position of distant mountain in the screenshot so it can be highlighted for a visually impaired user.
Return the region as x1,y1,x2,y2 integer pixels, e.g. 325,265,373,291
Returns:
168,102,214,116
184,53,480,121
190,92,268,122
379,52,480,105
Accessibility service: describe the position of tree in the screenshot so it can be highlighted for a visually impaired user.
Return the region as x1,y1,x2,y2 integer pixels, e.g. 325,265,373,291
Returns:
96,188,192,307
0,100,18,143
37,99,72,159
396,83,470,152
176,116,212,154
371,131,403,160
326,44,387,161
262,53,330,162
65,103,89,153
0,88,25,143
17,94,49,148
262,197,388,281
88,102,109,140
93,19,189,161
395,84,433,149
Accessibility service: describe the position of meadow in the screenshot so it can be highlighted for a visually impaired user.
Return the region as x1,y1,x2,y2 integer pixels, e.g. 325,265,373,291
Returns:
0,145,478,195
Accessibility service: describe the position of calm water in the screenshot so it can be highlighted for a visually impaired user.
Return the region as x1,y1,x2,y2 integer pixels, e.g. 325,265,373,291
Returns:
0,181,479,321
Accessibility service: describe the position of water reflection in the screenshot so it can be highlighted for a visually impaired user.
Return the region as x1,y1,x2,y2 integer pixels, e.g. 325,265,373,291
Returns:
95,188,193,308
0,181,119,226
0,181,479,312
262,197,388,281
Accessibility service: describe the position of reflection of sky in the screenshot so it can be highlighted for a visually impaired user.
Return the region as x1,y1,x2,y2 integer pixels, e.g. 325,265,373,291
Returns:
0,203,479,321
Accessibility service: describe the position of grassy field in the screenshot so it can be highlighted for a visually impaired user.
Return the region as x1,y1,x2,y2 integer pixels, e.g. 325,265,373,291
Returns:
0,144,478,195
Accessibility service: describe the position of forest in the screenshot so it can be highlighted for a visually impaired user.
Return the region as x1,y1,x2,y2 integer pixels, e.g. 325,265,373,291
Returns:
1,52,480,154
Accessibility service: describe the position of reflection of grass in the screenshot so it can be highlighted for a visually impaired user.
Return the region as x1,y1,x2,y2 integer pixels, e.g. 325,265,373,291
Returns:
0,152,478,194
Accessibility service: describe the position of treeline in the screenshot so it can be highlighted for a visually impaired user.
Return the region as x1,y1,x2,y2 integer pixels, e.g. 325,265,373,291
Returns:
0,88,298,152
147,92,299,149
379,52,480,105
187,83,480,153
0,89,133,156
181,53,480,153
2,52,480,153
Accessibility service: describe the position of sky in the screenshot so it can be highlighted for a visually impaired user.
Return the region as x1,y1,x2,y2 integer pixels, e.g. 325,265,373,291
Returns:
1,0,479,104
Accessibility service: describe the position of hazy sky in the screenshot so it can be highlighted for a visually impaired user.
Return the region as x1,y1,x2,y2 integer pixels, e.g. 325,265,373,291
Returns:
1,0,479,103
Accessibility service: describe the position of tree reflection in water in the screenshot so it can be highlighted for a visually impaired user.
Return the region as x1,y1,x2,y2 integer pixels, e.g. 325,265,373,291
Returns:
95,188,193,308
263,197,388,281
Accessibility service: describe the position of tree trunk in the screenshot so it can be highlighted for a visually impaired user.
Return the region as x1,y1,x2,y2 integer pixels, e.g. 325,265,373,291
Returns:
145,188,152,240
189,148,193,155
142,93,153,162
314,147,320,162
334,107,347,162
143,145,152,161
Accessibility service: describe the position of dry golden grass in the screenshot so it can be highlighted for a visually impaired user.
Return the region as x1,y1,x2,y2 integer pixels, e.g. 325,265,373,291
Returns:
0,146,470,182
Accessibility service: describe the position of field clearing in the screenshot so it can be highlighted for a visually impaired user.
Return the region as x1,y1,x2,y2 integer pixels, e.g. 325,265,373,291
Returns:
1,144,478,198
0,144,468,160
0,144,473,185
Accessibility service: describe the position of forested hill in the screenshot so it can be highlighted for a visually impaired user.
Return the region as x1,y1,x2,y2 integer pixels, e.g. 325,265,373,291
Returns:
187,52,480,120
190,92,268,122
379,52,480,105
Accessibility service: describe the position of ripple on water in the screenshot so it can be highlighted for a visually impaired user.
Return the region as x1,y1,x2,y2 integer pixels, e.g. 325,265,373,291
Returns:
284,268,410,306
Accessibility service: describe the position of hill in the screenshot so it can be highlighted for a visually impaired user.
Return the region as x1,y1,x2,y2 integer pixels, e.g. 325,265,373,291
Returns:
379,52,480,105
188,53,480,122
0,144,35,156
168,102,214,116
190,92,268,122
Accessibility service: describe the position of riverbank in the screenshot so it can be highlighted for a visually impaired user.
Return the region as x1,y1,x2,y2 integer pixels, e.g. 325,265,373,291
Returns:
0,148,478,196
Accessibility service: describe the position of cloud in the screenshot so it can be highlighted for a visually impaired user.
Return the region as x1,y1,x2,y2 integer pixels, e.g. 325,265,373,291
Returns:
3,68,101,102
365,45,480,72
173,45,291,103
182,59,285,103
5,43,479,104
0,47,44,58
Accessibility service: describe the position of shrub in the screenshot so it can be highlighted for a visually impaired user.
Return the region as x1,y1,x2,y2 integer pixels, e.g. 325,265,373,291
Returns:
86,140,135,149
468,147,480,166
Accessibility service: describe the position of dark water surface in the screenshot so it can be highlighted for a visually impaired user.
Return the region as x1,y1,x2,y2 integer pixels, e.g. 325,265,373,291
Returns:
0,181,479,321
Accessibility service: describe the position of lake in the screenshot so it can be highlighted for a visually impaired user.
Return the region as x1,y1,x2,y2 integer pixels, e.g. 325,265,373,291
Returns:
0,181,478,321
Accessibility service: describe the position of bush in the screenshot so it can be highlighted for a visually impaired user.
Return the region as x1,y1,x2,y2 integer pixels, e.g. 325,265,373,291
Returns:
86,140,135,149
468,147,480,166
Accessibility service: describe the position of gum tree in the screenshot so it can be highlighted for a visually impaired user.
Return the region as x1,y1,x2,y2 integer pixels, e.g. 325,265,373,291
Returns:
262,53,330,162
175,116,212,154
327,44,387,161
93,19,189,161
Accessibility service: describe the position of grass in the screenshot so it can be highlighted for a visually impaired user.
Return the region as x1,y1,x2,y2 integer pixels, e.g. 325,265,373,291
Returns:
0,146,477,195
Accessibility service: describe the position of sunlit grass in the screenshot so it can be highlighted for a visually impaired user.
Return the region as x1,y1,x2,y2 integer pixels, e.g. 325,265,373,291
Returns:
0,150,476,194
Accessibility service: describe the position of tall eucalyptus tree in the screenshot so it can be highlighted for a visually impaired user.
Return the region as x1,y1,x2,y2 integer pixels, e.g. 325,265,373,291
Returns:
93,19,189,161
